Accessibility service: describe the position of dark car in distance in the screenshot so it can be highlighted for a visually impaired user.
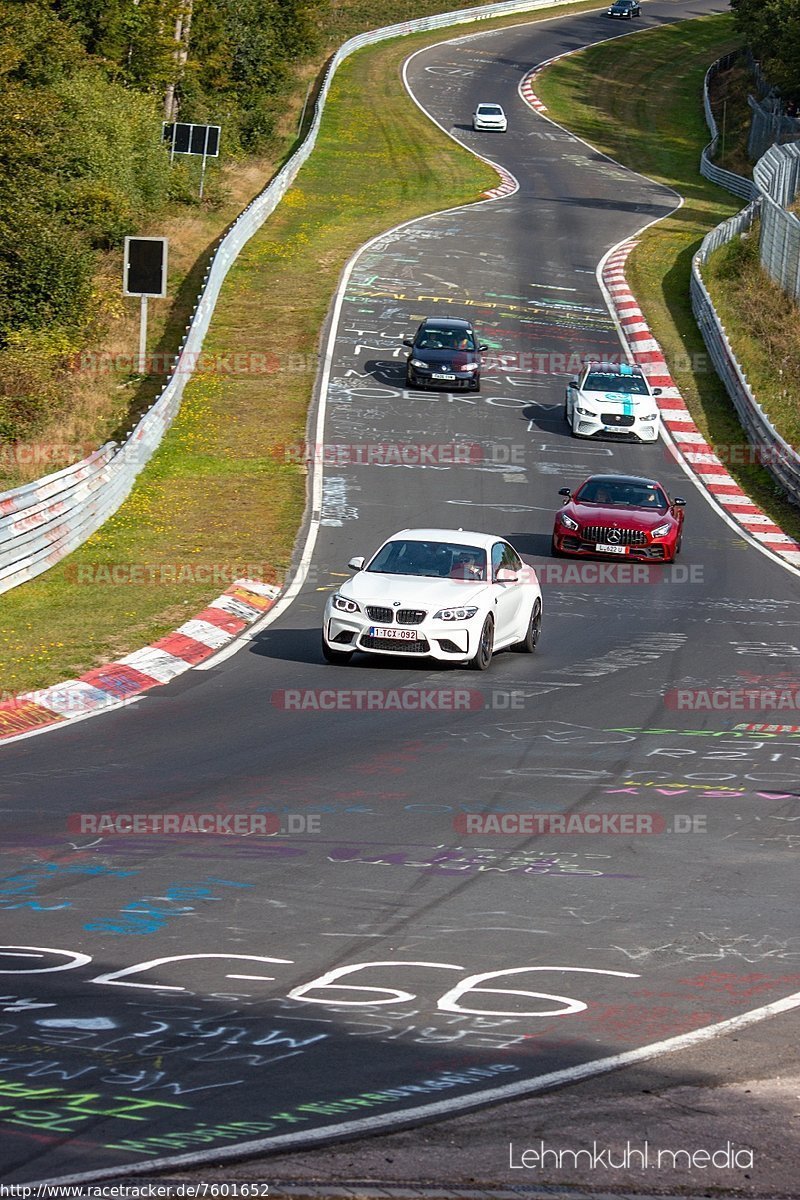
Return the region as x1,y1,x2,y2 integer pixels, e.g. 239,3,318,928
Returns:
404,318,488,392
607,0,641,16
552,473,686,562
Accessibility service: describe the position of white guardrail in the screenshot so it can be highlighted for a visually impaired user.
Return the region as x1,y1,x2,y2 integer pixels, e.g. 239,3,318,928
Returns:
692,55,800,504
0,0,577,596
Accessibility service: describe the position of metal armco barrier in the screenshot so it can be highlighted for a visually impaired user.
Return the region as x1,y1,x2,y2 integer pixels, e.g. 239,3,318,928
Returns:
0,0,577,597
692,59,800,505
700,53,758,202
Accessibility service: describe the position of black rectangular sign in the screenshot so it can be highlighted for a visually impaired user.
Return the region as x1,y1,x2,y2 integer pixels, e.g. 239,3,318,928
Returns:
123,237,168,297
163,122,221,157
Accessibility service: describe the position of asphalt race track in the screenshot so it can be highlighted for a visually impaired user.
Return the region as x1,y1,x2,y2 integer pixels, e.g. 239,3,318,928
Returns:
2,0,799,1185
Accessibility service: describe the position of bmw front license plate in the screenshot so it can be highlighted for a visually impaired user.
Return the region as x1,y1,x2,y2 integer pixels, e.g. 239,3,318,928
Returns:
369,626,418,640
432,372,456,380
596,543,627,555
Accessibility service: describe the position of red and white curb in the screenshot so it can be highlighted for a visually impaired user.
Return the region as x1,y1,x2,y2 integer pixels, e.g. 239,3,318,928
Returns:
520,69,548,113
603,240,800,570
0,579,279,744
482,163,518,198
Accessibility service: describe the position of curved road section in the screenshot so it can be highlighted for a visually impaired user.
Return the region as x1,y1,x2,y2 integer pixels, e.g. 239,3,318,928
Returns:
2,0,799,1184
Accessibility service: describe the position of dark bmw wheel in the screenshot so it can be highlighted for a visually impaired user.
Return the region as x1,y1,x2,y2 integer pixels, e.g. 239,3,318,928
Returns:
513,599,542,653
469,616,494,671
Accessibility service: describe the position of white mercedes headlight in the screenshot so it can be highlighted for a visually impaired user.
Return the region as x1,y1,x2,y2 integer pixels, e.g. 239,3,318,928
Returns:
332,593,360,613
434,605,479,621
651,522,671,538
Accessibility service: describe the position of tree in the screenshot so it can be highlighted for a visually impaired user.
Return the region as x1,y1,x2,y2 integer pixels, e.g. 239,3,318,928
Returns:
731,0,800,99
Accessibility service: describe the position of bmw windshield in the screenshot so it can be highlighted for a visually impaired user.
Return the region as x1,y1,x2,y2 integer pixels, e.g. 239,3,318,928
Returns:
367,540,488,579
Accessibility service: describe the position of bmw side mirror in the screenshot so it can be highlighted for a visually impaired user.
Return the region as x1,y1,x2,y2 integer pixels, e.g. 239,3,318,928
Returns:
558,487,571,497
495,568,519,583
403,338,413,347
672,498,686,507
348,556,365,570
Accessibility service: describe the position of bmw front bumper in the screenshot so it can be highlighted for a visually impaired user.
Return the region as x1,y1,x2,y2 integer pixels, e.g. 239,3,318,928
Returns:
324,610,478,662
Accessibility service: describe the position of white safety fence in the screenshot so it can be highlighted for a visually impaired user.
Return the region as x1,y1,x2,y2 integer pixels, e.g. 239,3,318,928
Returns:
753,140,800,300
692,58,800,504
0,0,577,597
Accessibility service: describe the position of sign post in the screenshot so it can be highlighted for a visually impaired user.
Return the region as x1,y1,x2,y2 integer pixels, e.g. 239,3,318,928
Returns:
123,237,169,376
199,123,211,200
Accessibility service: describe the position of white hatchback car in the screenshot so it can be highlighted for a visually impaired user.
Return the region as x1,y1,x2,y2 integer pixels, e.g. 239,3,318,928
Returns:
473,103,508,132
565,361,662,443
322,528,542,671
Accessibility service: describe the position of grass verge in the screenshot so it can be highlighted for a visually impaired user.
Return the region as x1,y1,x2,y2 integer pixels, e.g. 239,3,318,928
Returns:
704,228,800,453
1,0,607,696
535,13,800,542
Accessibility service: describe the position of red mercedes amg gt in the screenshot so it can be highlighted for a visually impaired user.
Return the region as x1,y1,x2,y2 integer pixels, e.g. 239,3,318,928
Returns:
552,473,686,562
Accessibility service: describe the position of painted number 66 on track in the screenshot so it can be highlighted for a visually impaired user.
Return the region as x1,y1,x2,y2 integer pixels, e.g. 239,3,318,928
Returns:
0,948,639,1017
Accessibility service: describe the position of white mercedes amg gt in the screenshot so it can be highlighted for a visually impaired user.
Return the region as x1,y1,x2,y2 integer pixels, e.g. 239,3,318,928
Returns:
322,528,542,671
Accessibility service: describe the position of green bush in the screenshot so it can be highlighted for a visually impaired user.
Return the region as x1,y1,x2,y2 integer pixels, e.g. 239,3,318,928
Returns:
708,229,758,280
0,331,71,440
52,69,172,246
0,213,95,336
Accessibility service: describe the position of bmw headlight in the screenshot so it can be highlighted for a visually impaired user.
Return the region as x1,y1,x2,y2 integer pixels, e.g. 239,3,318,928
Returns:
332,593,360,613
434,605,479,621
410,358,428,369
651,522,671,538
559,513,579,530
